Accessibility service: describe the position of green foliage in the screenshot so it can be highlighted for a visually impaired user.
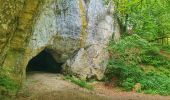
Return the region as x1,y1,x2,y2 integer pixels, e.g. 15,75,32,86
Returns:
140,72,170,95
111,0,170,40
141,51,170,67
65,76,94,90
0,75,19,98
161,45,170,53
105,61,143,91
105,34,170,95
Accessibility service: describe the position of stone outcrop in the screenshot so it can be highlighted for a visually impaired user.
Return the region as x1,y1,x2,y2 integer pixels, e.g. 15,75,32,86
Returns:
63,0,113,80
0,0,113,94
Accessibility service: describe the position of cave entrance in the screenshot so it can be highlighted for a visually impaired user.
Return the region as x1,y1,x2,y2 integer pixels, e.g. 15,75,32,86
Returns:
26,49,63,73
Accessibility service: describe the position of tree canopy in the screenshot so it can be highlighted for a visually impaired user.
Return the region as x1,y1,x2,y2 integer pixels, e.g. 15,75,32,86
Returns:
106,0,170,40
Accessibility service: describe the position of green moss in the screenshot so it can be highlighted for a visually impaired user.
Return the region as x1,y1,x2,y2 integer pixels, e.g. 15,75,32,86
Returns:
0,74,19,99
0,50,24,98
79,0,88,47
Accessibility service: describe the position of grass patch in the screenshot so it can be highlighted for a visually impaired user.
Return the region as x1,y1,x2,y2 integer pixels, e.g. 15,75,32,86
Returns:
64,76,94,90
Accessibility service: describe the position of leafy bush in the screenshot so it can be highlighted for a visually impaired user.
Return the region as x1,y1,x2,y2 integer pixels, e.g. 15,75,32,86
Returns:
140,72,170,95
105,34,170,95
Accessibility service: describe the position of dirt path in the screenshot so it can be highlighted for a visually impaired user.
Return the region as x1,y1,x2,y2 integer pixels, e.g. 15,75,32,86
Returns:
160,50,170,59
16,72,170,100
16,72,108,100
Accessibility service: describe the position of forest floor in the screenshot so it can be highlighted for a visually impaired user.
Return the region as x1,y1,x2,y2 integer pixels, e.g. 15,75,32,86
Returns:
16,72,170,100
160,50,170,59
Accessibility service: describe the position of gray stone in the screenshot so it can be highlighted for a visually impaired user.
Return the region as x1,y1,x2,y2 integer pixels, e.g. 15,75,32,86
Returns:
0,0,114,83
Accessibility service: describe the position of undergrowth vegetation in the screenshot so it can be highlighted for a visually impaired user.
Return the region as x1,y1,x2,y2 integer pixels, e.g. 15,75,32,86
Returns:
0,74,19,99
105,34,170,95
64,76,94,90
161,45,170,53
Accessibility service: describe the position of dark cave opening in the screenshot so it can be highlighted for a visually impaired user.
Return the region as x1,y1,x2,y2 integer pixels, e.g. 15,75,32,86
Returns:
26,50,63,73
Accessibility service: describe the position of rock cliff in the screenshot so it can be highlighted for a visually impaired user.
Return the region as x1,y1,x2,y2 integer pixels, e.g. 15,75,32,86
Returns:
0,0,113,96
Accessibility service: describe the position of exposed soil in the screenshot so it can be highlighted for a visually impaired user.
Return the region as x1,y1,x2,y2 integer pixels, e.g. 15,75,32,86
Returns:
16,72,170,100
160,50,170,59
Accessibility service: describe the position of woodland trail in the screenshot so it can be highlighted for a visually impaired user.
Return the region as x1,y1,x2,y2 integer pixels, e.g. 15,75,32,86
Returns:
16,72,170,100
160,50,170,59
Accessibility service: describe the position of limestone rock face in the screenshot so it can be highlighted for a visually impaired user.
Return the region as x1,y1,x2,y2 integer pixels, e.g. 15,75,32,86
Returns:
63,0,113,80
0,0,113,89
29,0,85,63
